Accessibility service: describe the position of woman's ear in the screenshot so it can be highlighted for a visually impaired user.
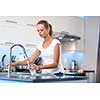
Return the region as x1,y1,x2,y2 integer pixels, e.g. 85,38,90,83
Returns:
48,26,50,32
48,24,51,34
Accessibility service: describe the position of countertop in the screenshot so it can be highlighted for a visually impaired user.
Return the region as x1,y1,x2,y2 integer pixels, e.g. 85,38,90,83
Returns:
0,72,87,83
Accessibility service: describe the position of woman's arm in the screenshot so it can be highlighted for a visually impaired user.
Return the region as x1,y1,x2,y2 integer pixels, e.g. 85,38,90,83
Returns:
12,48,41,66
32,43,60,70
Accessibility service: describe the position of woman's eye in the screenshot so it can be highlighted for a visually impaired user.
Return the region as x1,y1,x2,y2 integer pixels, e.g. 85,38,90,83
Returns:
40,29,43,32
37,30,40,32
37,29,44,32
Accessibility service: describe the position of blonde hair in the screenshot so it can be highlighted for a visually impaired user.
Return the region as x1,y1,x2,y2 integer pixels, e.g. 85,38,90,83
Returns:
36,20,53,36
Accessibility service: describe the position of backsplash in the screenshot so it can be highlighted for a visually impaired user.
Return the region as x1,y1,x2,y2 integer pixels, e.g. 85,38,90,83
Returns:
63,52,84,69
0,47,34,68
0,47,84,69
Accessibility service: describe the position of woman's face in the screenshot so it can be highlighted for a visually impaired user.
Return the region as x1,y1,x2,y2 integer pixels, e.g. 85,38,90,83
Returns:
36,24,49,38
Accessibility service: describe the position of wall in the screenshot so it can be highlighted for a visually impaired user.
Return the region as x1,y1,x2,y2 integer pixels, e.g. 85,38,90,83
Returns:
0,16,42,45
0,16,83,46
96,30,100,82
81,16,99,74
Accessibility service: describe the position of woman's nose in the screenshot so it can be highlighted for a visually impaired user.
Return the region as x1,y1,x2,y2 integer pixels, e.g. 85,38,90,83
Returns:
39,32,42,36
39,32,41,35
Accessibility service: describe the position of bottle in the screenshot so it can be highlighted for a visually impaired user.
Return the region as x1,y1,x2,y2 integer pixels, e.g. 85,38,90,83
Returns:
72,60,75,70
72,60,78,71
74,61,78,71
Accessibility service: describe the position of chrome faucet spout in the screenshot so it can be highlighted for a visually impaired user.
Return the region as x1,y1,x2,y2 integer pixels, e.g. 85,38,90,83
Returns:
10,44,28,58
8,44,28,77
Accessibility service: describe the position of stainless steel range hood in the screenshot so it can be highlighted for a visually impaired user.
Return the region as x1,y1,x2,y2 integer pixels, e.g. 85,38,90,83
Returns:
53,31,81,42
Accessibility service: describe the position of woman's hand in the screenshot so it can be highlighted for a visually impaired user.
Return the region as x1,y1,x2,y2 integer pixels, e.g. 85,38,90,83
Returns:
6,61,19,69
31,65,43,71
11,61,18,66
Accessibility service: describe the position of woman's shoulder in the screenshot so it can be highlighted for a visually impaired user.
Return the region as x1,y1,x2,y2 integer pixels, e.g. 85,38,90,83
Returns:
53,39,61,44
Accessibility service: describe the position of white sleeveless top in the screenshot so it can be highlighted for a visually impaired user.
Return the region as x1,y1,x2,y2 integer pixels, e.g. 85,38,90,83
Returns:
37,39,64,74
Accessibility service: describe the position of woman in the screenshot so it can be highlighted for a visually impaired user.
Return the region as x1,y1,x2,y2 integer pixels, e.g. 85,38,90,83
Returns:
11,20,64,74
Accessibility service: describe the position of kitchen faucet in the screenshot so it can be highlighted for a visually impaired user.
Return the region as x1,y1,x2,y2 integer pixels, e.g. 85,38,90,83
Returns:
0,54,6,67
8,44,28,77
